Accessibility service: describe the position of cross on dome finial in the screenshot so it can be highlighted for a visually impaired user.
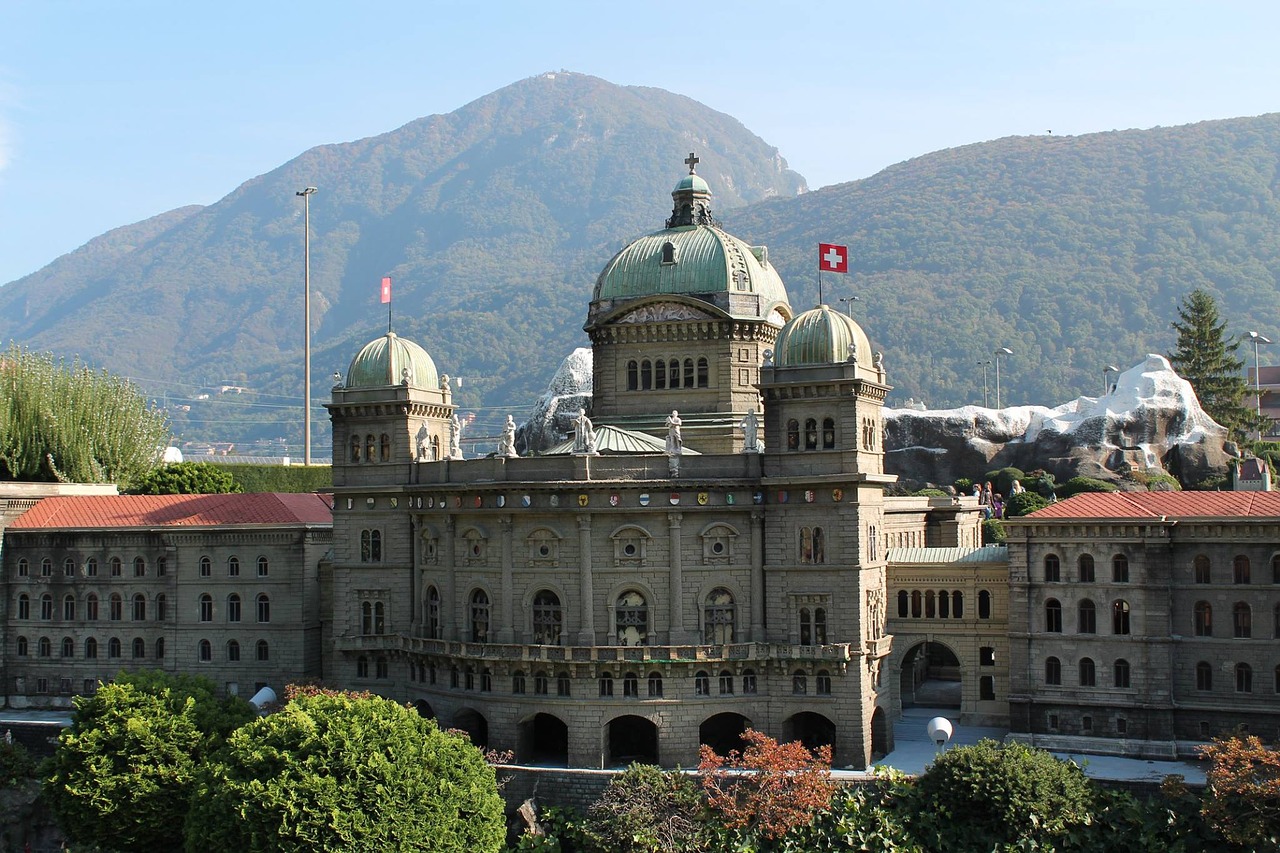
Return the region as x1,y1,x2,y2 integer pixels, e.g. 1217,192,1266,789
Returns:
685,152,699,174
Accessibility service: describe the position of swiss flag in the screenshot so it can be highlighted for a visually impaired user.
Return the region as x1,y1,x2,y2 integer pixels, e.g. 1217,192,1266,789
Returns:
380,277,392,304
818,243,848,273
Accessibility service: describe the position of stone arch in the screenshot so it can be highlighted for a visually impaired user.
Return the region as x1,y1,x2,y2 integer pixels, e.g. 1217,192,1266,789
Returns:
605,714,659,767
605,578,663,644
518,712,569,766
870,705,891,760
451,707,488,748
783,712,836,760
898,639,961,710
699,712,751,757
413,699,434,720
519,580,572,639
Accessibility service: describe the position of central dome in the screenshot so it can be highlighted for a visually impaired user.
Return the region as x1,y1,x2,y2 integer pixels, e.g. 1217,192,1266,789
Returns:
344,332,439,390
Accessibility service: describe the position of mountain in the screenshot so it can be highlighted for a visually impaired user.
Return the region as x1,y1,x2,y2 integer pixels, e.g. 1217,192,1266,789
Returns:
730,114,1280,411
0,71,804,449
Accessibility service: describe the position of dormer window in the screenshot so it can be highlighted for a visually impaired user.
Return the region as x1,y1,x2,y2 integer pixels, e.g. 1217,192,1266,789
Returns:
661,241,678,265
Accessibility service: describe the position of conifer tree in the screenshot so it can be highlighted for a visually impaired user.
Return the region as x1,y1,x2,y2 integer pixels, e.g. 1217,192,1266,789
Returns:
1169,289,1258,442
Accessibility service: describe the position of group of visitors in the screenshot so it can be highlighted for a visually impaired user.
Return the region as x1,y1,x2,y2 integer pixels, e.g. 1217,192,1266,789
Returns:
972,478,1024,519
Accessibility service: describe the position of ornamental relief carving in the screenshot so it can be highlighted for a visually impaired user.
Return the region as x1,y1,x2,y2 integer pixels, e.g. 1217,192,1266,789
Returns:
615,303,712,324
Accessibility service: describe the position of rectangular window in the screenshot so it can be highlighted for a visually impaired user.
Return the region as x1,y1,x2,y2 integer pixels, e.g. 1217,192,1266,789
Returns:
980,675,995,700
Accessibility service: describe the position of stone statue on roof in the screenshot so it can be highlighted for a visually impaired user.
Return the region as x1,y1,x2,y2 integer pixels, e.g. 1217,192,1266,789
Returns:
498,415,518,458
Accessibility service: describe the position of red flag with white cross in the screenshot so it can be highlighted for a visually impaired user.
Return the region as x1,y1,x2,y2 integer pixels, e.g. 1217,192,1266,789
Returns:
380,277,392,304
818,243,848,273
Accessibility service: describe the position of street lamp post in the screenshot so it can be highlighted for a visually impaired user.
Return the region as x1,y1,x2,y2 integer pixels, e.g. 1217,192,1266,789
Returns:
838,295,860,317
977,360,992,408
296,187,317,465
993,347,1013,410
1103,364,1120,396
1248,331,1271,433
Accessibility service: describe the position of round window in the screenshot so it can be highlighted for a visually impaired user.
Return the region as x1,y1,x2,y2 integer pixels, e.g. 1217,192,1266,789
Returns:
623,543,637,557
538,544,550,557
712,541,725,554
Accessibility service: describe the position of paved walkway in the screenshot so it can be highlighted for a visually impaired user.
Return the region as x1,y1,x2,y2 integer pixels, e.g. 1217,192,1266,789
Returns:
832,707,1206,785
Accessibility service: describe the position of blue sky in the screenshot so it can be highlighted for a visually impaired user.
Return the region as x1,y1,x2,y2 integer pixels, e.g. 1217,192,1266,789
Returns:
2,0,1278,285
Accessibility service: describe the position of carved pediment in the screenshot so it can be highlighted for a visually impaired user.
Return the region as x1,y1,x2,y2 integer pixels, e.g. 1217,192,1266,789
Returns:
615,302,713,324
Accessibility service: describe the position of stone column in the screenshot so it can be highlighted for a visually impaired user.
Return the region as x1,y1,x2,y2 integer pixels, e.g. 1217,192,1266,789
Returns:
750,510,765,640
442,516,457,641
498,515,514,643
668,512,687,643
577,515,595,644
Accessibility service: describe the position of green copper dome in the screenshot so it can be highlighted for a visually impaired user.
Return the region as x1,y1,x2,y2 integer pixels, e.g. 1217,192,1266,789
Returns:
591,226,790,319
345,332,439,390
673,173,710,194
775,305,874,367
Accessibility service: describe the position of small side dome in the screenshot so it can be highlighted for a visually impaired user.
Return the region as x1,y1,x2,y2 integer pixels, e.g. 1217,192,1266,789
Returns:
344,332,439,390
673,173,710,194
774,305,874,367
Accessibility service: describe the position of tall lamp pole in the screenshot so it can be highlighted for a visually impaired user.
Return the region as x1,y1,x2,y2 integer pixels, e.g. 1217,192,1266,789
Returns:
296,187,317,465
1248,331,1271,434
994,347,1013,410
838,295,860,317
978,360,992,408
1103,364,1120,396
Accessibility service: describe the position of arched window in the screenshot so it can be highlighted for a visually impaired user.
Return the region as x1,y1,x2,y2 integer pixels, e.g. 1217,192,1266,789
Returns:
1078,554,1095,582
16,558,28,577
937,589,949,618
925,590,936,619
256,640,269,661
361,601,373,635
1045,599,1062,633
63,594,75,620
641,360,652,390
533,590,562,645
668,359,680,389
616,591,648,646
952,590,964,618
380,433,391,462
155,594,166,622
816,669,832,695
226,639,240,662
557,671,572,696
40,594,53,621
256,594,271,623
1194,555,1211,584
1275,603,1280,639
41,558,52,577
1045,656,1061,685
897,590,909,618
228,556,240,577
1078,657,1095,687
1233,555,1251,584
16,594,29,621
199,556,211,577
108,593,122,621
33,636,49,656
469,590,489,642
1274,554,1280,583
911,590,922,618
132,637,145,659
599,672,615,697
1112,600,1131,635
132,593,146,621
426,587,441,639
742,669,757,694
155,637,165,659
15,636,28,656
1112,554,1130,583
110,557,122,577
84,637,97,658
1196,660,1213,691
624,672,640,698
63,557,75,577
661,241,676,263
350,435,361,462
365,434,376,462
1233,602,1252,638
85,594,98,621
199,594,213,622
703,588,735,644
133,557,146,577
257,556,269,577
361,530,383,563
648,671,663,697
696,357,709,388
1236,662,1253,693
1044,555,1060,582
694,670,710,695
1114,658,1131,688
655,358,666,390
357,656,369,678
85,557,97,577
804,418,818,450
198,639,211,662
626,360,638,391
108,637,122,658
786,419,800,451
61,637,74,658
1194,601,1213,636
1078,599,1096,633
533,671,549,695
792,670,807,694
822,417,836,449
512,671,526,694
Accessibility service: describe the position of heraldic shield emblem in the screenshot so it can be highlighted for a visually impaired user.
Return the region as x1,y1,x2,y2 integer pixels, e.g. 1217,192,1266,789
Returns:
609,494,620,507
578,494,589,507
639,493,650,506
697,492,709,505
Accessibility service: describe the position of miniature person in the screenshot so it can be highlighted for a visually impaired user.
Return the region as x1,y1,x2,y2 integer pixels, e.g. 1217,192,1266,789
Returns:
498,415,518,458
1010,479,1025,495
992,493,1005,519
740,408,761,453
665,410,683,456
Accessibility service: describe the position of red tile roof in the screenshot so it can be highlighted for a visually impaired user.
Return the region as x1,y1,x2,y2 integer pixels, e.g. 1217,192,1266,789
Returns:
1028,491,1280,520
8,493,333,530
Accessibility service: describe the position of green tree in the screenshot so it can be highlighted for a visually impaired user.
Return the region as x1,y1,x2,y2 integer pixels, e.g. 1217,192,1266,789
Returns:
127,461,242,495
184,691,505,853
44,671,252,852
1004,491,1049,517
910,740,1096,852
1169,289,1260,442
0,343,169,487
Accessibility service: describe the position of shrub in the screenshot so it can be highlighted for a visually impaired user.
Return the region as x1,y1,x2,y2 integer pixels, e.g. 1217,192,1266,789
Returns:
0,739,36,788
223,463,332,493
1199,734,1280,848
953,477,974,494
911,740,1096,852
127,461,241,495
913,488,948,497
1056,476,1119,499
787,770,921,852
983,467,1025,496
587,763,705,853
1004,491,1049,517
1022,469,1057,499
981,518,1006,544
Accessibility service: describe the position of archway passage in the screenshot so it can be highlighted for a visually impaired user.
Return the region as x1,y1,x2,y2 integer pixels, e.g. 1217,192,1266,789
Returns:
784,712,836,761
900,641,961,709
870,706,891,760
699,712,751,757
519,713,569,766
607,715,659,767
452,708,489,749
414,699,434,720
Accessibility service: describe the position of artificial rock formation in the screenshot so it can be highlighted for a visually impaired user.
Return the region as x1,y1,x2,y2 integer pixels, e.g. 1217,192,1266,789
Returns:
883,354,1233,489
516,347,593,454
